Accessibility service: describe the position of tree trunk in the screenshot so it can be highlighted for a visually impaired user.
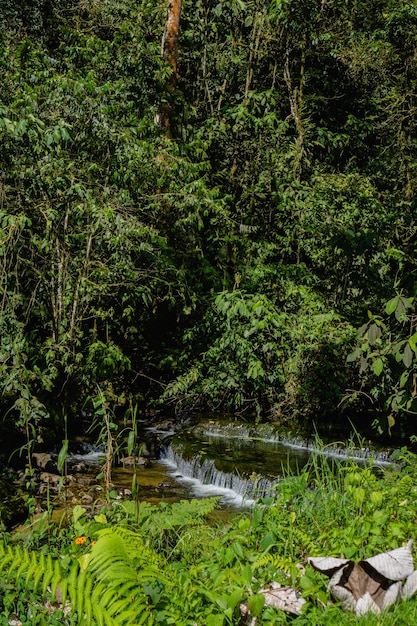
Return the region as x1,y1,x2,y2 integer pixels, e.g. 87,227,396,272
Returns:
158,0,182,135
284,35,306,181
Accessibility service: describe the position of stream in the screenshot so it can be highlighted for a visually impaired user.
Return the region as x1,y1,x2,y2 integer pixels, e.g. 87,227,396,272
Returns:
4,419,394,528
67,419,393,511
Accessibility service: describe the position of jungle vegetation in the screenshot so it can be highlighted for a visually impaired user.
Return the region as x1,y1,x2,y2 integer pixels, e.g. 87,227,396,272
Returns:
0,0,417,451
3,446,417,624
2,3,417,624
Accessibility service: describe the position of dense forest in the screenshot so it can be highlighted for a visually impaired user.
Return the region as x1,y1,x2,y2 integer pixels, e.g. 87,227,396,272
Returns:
1,0,417,453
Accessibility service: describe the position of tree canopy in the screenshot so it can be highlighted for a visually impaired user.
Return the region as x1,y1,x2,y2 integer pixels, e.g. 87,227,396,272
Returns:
0,0,416,447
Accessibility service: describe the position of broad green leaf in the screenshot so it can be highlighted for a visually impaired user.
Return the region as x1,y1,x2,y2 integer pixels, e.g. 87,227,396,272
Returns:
359,355,369,373
372,358,384,376
247,593,265,616
78,553,92,571
346,348,361,362
372,509,389,526
206,615,225,626
352,486,366,506
395,298,407,321
72,505,86,525
409,332,417,352
57,439,68,473
215,595,228,611
400,295,413,309
385,296,399,315
368,323,381,345
227,589,242,610
241,564,253,586
299,575,315,591
259,532,275,551
399,371,409,388
233,542,244,559
370,491,383,507
127,430,135,456
357,323,369,337
403,343,413,368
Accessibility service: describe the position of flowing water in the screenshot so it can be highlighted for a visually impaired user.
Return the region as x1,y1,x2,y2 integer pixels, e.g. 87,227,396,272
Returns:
159,430,309,506
11,418,392,528
3,419,395,532
100,420,393,510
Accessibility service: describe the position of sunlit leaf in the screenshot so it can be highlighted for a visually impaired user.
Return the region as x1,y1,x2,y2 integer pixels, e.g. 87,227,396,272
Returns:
248,593,265,616
57,439,68,473
385,296,399,316
372,358,384,376
409,332,417,352
73,505,86,525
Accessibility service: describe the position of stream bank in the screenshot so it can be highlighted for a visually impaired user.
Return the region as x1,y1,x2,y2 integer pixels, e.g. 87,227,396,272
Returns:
3,417,395,530
1,414,399,533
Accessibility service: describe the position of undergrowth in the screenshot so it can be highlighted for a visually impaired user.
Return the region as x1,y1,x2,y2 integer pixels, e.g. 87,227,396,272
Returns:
1,447,417,625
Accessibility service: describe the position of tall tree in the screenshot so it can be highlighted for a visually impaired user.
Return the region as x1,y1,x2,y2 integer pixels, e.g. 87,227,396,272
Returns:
158,0,182,134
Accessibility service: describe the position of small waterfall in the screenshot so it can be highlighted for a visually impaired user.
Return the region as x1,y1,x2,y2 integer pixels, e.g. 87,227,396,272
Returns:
194,423,393,466
151,420,394,509
160,445,279,506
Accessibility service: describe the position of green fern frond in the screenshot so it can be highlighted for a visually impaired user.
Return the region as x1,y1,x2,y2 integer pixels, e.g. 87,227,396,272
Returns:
90,527,168,584
169,496,221,520
253,552,295,575
109,499,221,561
0,527,173,625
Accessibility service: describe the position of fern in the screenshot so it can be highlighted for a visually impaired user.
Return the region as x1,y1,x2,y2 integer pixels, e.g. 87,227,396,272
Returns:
120,497,220,556
0,527,172,625
253,552,296,576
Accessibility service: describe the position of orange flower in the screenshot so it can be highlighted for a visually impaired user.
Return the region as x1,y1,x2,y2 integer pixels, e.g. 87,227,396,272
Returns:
74,536,87,545
90,540,97,546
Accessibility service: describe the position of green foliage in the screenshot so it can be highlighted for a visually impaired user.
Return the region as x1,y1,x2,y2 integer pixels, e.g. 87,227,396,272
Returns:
0,527,165,624
4,448,417,624
1,0,417,440
119,496,221,557
162,286,353,418
347,295,417,433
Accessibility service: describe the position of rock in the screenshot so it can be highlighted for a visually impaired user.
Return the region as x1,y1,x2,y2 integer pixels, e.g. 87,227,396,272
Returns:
121,456,150,468
308,540,417,616
240,582,306,624
32,452,56,471
40,472,62,485
70,462,87,473
75,477,93,486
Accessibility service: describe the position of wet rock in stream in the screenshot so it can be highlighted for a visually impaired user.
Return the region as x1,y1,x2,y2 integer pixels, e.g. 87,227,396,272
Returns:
121,456,151,468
